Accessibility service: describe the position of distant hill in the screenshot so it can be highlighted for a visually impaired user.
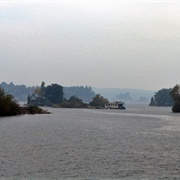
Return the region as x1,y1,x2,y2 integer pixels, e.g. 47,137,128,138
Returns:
0,82,35,102
63,86,96,103
92,87,155,103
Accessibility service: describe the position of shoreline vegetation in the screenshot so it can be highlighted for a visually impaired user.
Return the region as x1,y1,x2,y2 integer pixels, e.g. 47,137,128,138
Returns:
1,82,180,116
20,106,50,115
0,104,50,117
0,84,109,116
0,87,50,116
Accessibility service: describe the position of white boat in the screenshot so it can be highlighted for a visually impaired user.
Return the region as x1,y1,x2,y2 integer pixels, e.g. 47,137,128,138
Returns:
105,101,126,109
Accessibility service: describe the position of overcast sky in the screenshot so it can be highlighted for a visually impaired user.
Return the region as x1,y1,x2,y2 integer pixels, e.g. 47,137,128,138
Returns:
0,1,180,90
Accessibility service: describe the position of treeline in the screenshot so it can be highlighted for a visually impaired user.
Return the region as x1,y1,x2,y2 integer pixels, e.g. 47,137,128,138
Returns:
0,82,96,103
30,82,109,109
116,92,132,102
64,86,96,103
0,84,109,116
149,88,174,106
93,87,153,103
0,82,34,102
60,94,109,109
116,92,148,103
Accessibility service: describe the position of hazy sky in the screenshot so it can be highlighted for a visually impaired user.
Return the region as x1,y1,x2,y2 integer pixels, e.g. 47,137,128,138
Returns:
0,1,180,90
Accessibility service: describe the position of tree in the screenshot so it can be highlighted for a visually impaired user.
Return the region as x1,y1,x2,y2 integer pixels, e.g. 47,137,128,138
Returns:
170,85,180,104
0,87,5,97
149,97,156,106
34,87,44,97
27,94,31,104
89,94,109,108
170,85,180,112
60,96,87,108
45,84,63,104
41,81,45,89
149,88,174,106
0,87,21,116
34,81,46,98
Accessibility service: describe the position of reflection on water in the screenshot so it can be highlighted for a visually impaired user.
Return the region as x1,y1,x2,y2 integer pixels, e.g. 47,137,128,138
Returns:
0,104,180,178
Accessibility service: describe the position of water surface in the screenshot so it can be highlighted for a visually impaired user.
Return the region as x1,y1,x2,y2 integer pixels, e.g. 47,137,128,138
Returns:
0,105,179,179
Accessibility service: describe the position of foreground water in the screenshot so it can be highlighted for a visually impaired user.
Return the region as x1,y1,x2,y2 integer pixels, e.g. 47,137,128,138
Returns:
0,104,180,179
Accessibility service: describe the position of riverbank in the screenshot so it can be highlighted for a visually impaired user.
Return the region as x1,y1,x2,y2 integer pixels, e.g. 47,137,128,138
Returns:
0,105,50,117
20,106,50,115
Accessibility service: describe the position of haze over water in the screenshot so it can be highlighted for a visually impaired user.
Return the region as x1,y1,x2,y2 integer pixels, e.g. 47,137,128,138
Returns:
0,105,180,179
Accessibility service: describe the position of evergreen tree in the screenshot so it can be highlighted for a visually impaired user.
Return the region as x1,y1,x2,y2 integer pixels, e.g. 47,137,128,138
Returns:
149,97,156,106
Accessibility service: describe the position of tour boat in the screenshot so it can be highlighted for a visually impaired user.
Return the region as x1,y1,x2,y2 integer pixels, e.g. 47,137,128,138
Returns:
105,101,126,109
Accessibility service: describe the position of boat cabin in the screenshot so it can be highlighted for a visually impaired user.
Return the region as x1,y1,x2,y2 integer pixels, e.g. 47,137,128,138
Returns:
105,101,126,109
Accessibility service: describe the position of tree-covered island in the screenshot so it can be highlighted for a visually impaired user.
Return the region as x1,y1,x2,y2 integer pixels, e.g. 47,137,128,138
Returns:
149,84,180,113
28,82,109,109
149,88,174,106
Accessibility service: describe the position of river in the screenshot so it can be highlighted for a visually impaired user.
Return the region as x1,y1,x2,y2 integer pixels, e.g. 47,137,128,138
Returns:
0,104,180,179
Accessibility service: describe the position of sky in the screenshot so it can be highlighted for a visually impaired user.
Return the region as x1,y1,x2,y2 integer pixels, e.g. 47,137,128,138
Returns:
0,1,180,90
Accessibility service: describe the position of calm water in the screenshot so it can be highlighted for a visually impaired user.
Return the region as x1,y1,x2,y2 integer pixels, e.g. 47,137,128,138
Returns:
0,104,180,179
